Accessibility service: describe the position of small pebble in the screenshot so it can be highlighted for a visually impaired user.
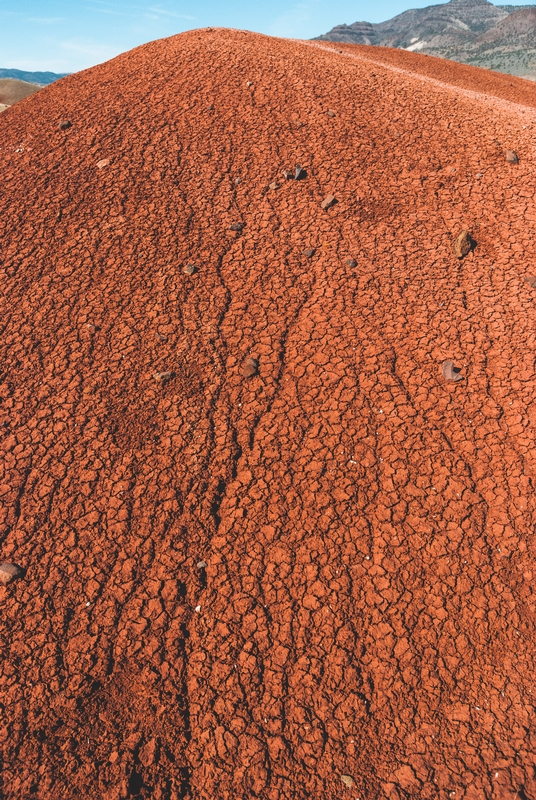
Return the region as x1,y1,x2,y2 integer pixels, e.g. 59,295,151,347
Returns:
0,562,23,586
234,177,241,185
321,194,337,210
327,109,336,118
197,561,207,569
183,263,196,275
97,158,110,169
243,357,259,378
295,165,305,180
246,81,253,87
269,181,280,190
442,361,463,382
476,172,483,178
154,371,175,382
453,230,473,259
346,258,357,267
524,276,536,288
506,149,519,164
58,119,72,131
230,222,244,231
341,775,355,788
303,248,316,258
282,169,294,180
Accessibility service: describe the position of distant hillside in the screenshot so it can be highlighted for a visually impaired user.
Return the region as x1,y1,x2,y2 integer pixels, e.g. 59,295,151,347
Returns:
0,78,43,113
316,0,536,79
0,68,68,86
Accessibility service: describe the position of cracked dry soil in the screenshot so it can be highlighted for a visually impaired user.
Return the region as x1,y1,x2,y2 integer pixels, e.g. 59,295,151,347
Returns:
1,28,536,800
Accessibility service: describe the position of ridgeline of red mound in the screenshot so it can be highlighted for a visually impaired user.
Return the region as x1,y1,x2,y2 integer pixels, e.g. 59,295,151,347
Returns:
1,28,536,800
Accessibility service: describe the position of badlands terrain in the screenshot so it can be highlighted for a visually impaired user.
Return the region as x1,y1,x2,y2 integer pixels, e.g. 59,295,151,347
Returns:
0,78,41,114
318,0,536,80
1,28,536,800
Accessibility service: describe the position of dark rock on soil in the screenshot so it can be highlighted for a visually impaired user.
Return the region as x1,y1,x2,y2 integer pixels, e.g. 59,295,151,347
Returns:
442,361,463,382
321,195,337,210
0,562,23,585
453,230,474,259
243,357,259,377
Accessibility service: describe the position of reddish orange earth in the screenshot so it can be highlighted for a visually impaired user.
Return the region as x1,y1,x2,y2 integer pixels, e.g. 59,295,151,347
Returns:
1,29,536,800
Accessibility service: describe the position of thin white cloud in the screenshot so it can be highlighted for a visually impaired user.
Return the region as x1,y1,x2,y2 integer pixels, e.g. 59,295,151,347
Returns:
147,6,196,20
27,17,65,24
60,39,118,59
270,0,320,37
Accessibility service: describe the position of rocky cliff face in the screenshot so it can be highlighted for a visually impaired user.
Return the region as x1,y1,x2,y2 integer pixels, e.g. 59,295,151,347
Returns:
316,0,536,79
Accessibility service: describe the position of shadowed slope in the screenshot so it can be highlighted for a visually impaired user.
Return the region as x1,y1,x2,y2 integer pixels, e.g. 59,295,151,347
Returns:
1,28,536,800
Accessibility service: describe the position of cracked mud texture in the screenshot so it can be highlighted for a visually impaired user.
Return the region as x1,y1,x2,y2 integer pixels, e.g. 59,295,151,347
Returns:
1,28,536,800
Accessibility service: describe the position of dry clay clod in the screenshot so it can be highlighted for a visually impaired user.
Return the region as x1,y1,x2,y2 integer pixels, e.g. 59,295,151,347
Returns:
506,150,519,164
0,562,23,586
453,230,474,259
442,360,463,382
243,357,259,378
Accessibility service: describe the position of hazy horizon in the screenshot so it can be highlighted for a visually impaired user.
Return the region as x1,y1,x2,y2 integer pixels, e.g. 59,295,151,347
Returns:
2,0,529,74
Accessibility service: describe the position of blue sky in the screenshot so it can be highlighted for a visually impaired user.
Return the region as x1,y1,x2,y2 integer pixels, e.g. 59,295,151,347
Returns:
1,0,512,73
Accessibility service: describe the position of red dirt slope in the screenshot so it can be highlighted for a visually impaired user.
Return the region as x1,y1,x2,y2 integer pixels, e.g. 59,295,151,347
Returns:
1,28,536,800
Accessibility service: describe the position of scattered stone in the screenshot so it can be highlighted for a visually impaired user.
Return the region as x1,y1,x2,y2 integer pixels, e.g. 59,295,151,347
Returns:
524,276,536,288
295,165,306,180
97,158,110,169
341,775,355,788
243,357,259,378
346,258,357,267
183,263,196,275
0,562,23,586
234,177,241,185
506,150,519,164
197,560,208,569
327,109,336,118
303,248,316,258
453,230,473,259
154,371,175,382
321,194,337,210
58,119,72,131
442,361,463,382
476,173,483,179
230,222,244,231
246,81,253,87
282,169,294,180
269,181,280,190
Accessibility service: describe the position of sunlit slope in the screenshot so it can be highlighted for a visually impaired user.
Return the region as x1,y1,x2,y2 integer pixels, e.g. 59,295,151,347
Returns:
1,28,536,800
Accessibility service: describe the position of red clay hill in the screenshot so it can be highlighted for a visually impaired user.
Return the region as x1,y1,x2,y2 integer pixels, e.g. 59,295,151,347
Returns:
1,28,536,800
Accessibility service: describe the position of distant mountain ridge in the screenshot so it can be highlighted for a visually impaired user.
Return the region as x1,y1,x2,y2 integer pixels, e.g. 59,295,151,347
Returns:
316,0,536,79
0,68,68,86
